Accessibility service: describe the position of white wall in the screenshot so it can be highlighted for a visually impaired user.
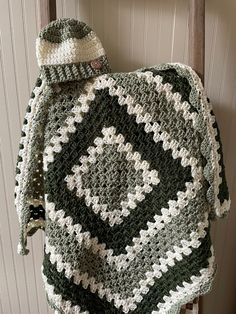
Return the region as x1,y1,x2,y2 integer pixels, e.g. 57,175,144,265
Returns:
0,0,235,313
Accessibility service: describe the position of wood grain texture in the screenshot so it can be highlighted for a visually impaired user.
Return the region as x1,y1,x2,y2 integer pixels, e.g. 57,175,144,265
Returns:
38,0,56,28
0,1,235,313
188,0,205,82
188,10,205,310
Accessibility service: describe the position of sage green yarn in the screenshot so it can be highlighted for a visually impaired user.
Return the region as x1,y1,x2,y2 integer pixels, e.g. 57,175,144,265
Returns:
39,18,92,43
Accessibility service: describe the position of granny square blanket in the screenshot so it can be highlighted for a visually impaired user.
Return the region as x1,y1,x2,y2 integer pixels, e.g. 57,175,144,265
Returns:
14,19,230,314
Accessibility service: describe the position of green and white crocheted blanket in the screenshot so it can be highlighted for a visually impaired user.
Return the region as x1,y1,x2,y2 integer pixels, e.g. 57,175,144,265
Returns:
15,19,230,314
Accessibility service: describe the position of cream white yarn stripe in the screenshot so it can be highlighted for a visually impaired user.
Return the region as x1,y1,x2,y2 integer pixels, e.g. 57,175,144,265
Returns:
15,80,46,222
201,98,230,217
36,31,105,66
45,212,210,313
41,269,89,314
65,126,160,227
173,63,231,217
153,246,215,314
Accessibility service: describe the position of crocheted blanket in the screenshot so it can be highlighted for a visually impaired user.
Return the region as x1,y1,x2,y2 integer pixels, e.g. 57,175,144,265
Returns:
14,19,230,314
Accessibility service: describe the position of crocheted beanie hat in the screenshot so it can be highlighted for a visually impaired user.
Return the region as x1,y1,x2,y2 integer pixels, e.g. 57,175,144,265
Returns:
36,18,110,84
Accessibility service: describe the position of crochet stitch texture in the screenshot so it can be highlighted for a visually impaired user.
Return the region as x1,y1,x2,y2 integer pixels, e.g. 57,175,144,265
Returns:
15,18,230,314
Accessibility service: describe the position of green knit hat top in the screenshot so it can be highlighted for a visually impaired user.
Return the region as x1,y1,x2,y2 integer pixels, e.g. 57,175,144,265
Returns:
36,18,110,84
